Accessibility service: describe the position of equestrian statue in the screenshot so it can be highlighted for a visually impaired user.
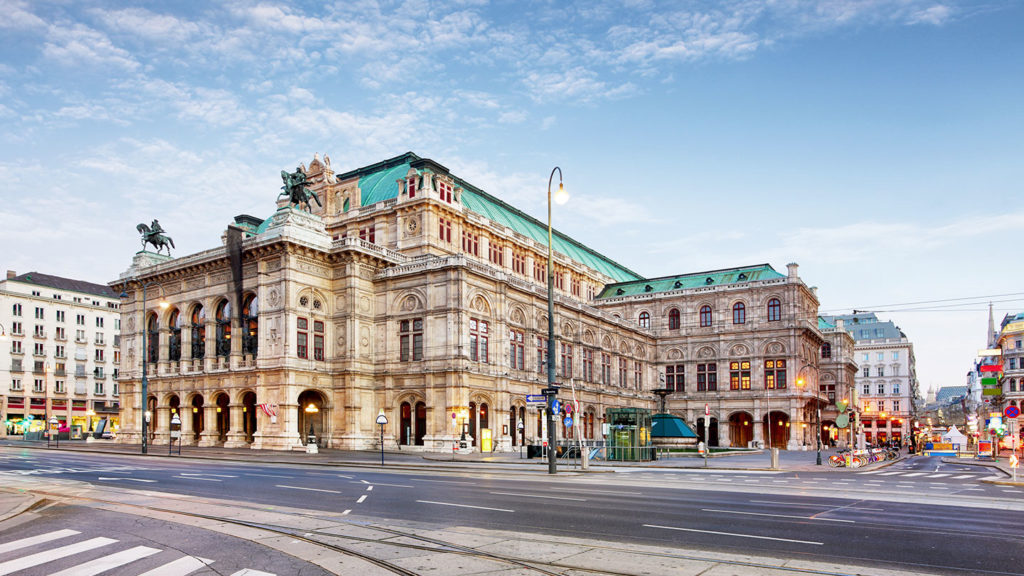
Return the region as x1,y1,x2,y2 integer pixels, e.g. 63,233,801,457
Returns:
280,168,322,212
136,219,175,255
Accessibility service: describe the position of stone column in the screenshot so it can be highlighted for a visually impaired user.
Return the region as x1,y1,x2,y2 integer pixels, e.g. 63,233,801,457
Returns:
204,320,216,371
198,404,219,446
154,405,171,446
224,402,247,448
181,406,196,446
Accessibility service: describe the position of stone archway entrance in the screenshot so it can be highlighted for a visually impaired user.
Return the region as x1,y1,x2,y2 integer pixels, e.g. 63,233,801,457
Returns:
190,395,204,443
762,411,790,449
242,391,257,443
298,390,326,446
215,393,230,443
729,412,753,448
696,417,720,447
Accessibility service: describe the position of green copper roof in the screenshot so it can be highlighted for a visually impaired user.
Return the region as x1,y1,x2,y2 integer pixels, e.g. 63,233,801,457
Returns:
597,264,784,299
818,316,836,330
343,152,642,283
651,413,697,438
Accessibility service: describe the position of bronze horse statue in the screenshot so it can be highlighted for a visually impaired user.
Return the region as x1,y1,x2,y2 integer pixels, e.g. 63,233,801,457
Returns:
136,220,175,255
279,169,322,212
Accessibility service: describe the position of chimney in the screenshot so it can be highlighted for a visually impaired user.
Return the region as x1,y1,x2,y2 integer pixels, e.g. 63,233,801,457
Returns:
786,262,798,278
6,270,14,279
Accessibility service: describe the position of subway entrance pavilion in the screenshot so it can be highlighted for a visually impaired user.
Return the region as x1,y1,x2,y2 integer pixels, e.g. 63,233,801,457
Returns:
114,153,856,452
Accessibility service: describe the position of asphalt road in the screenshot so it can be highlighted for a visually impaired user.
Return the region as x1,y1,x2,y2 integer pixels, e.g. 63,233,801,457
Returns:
0,449,1020,576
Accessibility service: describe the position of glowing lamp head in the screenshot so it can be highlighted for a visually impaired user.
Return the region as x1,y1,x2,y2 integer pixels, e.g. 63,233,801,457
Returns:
553,182,569,205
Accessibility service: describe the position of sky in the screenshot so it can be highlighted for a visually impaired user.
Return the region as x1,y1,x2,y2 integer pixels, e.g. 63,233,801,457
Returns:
1,0,1022,395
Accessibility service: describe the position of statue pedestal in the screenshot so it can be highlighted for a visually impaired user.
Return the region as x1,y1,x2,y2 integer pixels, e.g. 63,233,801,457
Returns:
260,207,330,249
122,251,173,279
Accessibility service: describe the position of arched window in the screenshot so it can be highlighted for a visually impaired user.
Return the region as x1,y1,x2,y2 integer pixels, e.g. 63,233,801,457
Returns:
191,305,206,359
242,294,258,356
821,342,832,359
146,313,158,364
638,311,650,328
699,305,712,327
668,308,680,330
215,300,232,358
732,302,745,324
168,308,182,362
767,298,782,322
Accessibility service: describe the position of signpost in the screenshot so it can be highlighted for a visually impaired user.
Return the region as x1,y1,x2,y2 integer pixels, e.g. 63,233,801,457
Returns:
525,395,546,404
376,409,388,466
517,419,524,459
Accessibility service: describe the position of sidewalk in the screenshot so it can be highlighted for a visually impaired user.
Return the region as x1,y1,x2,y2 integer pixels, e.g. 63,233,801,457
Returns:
0,438,901,474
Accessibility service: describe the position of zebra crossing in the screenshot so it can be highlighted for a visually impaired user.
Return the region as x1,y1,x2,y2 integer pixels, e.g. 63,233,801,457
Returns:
0,529,275,576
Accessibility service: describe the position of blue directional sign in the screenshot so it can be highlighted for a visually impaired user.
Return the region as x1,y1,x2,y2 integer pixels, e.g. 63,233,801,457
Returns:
564,416,573,427
525,394,546,404
552,399,561,414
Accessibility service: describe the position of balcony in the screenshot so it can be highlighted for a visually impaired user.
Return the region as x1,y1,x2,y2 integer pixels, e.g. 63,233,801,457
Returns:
54,369,66,377
32,331,47,339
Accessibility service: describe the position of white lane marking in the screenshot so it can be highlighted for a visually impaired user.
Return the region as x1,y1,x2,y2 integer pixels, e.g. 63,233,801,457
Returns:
49,546,161,576
342,509,351,515
137,556,214,576
416,500,513,513
0,529,80,554
964,488,985,491
353,482,413,488
901,472,928,477
361,480,370,484
952,474,976,479
490,492,586,501
644,524,822,545
336,474,353,479
179,473,238,478
357,495,367,503
749,500,840,508
551,488,643,495
173,476,220,482
701,509,853,523
857,470,883,475
419,479,476,485
98,477,156,483
877,471,904,476
366,486,373,491
245,473,294,479
927,473,951,478
230,570,276,576
0,537,117,575
275,485,341,494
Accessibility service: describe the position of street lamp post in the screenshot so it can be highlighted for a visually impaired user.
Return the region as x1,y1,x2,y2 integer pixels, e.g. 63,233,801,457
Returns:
376,409,388,466
797,363,822,466
545,166,568,475
120,279,167,455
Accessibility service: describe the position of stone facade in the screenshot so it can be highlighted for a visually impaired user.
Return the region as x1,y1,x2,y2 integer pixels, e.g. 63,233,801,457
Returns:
114,152,841,452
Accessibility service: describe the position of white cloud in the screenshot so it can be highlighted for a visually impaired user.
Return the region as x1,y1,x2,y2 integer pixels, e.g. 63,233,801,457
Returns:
908,5,954,25
0,0,47,31
42,23,139,71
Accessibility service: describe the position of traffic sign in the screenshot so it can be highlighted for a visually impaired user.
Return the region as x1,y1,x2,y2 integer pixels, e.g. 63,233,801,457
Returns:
564,416,573,427
564,403,573,414
704,403,710,416
1006,406,1021,419
552,399,561,414
525,394,546,404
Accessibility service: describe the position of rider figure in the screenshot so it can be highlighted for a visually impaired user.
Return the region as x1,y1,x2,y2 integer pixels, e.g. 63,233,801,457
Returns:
150,219,165,237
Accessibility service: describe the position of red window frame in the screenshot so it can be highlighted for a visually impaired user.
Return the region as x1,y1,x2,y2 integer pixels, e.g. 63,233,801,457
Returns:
439,218,452,243
700,305,712,327
668,308,680,330
767,298,781,321
297,317,308,359
313,321,325,361
733,302,746,324
560,343,572,378
509,329,524,370
470,318,489,363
